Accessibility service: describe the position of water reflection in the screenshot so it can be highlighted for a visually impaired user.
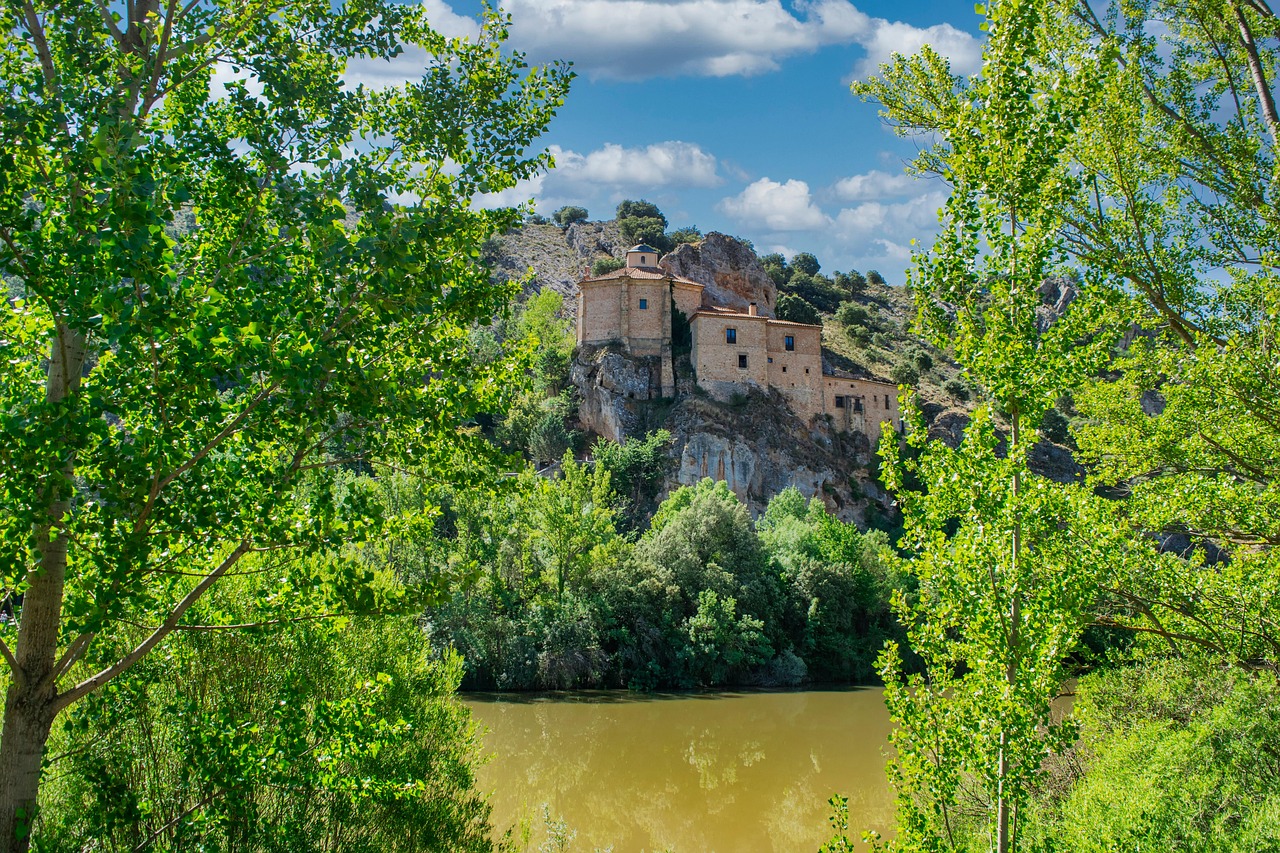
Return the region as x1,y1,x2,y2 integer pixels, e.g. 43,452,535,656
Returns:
465,688,894,852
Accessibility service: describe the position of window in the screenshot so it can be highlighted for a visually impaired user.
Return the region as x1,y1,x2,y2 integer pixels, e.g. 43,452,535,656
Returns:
885,394,890,408
725,327,737,344
738,354,748,369
781,366,787,373
640,255,647,264
805,368,810,374
767,357,773,363
854,397,864,412
638,298,648,310
785,335,794,351
835,395,845,408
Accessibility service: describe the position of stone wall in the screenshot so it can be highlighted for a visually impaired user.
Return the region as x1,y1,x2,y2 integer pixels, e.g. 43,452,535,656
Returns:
691,312,769,398
765,323,824,419
822,376,900,444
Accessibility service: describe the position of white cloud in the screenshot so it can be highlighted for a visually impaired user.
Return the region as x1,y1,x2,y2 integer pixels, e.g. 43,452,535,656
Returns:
717,178,831,231
830,168,919,201
474,174,546,210
832,189,947,241
473,140,720,209
552,141,721,188
852,20,983,79
387,0,982,81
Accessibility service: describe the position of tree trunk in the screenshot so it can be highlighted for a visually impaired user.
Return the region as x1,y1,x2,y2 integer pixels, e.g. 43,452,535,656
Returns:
0,325,86,852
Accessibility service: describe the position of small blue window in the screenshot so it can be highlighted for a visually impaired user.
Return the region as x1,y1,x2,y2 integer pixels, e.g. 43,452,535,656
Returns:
785,335,794,351
639,298,648,310
726,327,737,344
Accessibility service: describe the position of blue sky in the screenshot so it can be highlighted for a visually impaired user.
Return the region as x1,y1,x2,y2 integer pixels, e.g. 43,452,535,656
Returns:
369,1,986,280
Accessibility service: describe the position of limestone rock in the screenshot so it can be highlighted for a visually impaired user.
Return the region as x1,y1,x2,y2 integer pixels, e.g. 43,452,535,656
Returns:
571,345,663,444
487,220,623,300
660,233,777,317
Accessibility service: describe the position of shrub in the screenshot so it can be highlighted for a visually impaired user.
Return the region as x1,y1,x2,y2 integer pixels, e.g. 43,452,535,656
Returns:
552,205,588,227
890,361,920,386
776,293,822,325
591,257,625,276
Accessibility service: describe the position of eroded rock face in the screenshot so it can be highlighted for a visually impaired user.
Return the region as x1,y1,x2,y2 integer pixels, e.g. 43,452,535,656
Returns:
660,233,777,317
488,221,623,300
571,345,662,444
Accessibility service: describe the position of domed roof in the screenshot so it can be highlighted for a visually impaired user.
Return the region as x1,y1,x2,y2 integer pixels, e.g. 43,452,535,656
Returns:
628,244,659,254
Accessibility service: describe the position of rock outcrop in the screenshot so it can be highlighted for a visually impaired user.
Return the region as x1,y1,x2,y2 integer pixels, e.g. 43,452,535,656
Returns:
486,221,624,300
659,233,777,316
571,344,664,444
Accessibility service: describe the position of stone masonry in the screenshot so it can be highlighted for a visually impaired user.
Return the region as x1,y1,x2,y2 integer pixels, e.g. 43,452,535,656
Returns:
577,243,901,444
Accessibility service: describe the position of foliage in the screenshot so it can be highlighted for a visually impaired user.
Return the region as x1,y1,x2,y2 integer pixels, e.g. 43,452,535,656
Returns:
835,270,868,296
591,257,625,276
552,206,589,228
942,378,970,403
591,430,674,528
38,576,493,852
866,270,886,286
616,200,671,253
776,294,822,326
1017,659,1280,852
428,479,904,691
759,253,790,287
889,362,920,387
0,0,571,842
785,272,846,314
668,226,702,245
790,252,821,276
857,1,1121,848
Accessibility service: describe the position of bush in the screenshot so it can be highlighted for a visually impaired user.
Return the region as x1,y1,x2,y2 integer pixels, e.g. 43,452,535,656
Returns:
1040,407,1071,445
909,347,934,372
591,257,625,276
890,361,920,386
790,251,821,276
943,377,970,402
776,293,822,325
552,205,588,228
668,225,702,245
42,595,495,853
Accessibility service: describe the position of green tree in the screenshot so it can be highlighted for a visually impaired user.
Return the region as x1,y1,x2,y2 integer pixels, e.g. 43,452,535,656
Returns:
0,2,570,845
857,1,1120,849
591,257,625,276
590,430,674,527
775,293,822,325
888,361,919,387
759,253,790,287
551,205,588,228
790,251,821,276
866,269,886,286
528,453,620,603
668,225,702,245
615,200,666,224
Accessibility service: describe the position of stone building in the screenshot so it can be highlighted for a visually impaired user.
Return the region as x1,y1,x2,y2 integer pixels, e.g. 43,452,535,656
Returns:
577,244,901,443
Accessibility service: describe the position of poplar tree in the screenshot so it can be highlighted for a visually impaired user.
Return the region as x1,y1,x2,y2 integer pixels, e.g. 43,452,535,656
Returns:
0,2,570,847
857,1,1120,849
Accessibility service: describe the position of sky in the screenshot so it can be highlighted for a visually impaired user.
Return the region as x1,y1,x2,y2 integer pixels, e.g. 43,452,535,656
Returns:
354,1,988,281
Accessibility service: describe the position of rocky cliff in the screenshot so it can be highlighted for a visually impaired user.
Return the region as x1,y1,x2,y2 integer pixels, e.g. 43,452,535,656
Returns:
659,233,778,317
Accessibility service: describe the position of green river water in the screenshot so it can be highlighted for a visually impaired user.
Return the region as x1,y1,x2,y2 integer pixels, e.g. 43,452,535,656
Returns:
464,688,894,852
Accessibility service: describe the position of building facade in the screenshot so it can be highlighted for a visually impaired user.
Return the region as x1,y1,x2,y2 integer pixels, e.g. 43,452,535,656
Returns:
577,245,901,443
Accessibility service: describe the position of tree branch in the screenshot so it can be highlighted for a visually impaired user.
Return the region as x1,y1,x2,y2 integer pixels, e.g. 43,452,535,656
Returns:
53,539,252,712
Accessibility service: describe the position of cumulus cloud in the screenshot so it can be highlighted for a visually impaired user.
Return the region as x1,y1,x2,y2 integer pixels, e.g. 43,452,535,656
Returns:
852,20,983,79
391,0,981,81
830,168,920,201
832,189,947,241
553,141,721,188
473,140,720,209
717,178,831,231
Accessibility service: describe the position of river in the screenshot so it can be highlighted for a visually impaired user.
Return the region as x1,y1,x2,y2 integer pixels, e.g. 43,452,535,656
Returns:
464,688,894,852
